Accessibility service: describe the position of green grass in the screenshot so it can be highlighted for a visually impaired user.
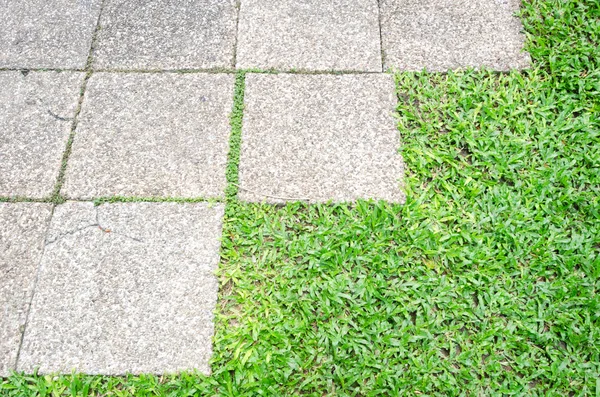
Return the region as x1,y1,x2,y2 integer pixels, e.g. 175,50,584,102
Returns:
2,0,599,395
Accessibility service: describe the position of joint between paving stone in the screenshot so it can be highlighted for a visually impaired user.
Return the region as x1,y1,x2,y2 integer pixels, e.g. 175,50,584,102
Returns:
13,205,55,369
87,67,389,76
376,0,386,72
1,67,389,78
240,68,387,75
90,196,225,206
0,67,85,73
0,196,51,204
232,0,242,68
224,71,247,201
89,67,236,74
84,0,106,72
49,75,90,203
1,196,223,205
50,0,106,203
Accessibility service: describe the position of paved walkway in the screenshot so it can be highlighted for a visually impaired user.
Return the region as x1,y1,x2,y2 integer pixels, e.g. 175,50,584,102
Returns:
0,0,529,375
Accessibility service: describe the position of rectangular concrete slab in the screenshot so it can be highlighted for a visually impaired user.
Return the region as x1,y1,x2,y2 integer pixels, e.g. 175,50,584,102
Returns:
0,0,101,69
238,74,405,203
236,0,382,72
380,0,531,71
63,73,234,199
0,71,85,198
93,0,237,70
17,202,225,375
0,203,53,376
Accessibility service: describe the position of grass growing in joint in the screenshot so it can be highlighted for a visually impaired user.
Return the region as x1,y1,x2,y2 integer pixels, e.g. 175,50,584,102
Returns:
49,70,94,205
225,71,246,201
0,197,49,204
1,0,598,395
91,196,224,206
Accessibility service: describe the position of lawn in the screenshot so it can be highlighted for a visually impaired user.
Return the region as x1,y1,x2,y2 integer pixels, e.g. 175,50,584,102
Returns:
2,0,599,395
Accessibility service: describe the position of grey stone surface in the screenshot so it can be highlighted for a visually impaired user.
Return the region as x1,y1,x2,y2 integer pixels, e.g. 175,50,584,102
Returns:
18,201,225,375
380,0,531,71
0,203,53,376
236,0,382,72
0,71,85,198
63,73,234,199
238,74,405,204
0,0,101,69
93,0,237,70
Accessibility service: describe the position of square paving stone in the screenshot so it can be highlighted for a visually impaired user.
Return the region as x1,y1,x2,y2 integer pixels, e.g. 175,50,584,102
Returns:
63,73,234,199
0,0,101,69
0,71,85,198
380,0,531,71
0,203,53,376
238,74,405,203
17,201,225,375
236,0,382,72
93,0,237,70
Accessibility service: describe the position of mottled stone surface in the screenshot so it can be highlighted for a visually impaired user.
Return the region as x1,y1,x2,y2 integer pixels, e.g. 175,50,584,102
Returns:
0,71,84,198
380,0,531,71
63,73,234,199
0,0,101,69
0,203,53,376
93,0,238,70
238,74,405,203
18,202,225,374
236,0,382,72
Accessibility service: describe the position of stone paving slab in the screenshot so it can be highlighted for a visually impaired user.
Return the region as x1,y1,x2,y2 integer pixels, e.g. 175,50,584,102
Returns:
63,73,234,199
17,202,225,375
380,0,531,71
0,71,84,198
236,0,382,72
0,0,101,69
238,74,405,203
93,0,237,70
0,203,53,376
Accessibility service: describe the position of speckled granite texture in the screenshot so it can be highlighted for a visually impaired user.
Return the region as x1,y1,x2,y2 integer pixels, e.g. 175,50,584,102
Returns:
0,0,101,69
236,0,382,72
63,73,234,199
0,203,52,376
238,73,405,203
0,71,84,198
93,0,237,70
380,0,531,71
17,202,225,375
